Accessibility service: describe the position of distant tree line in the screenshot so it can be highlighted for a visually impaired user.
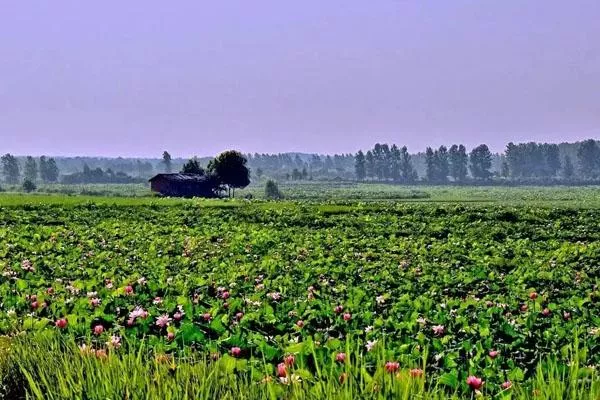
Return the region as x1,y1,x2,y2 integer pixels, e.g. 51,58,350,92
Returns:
1,154,59,185
354,139,600,184
2,138,598,188
61,164,145,184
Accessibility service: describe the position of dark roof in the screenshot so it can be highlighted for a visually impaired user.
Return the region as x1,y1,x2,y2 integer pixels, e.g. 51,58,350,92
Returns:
149,173,209,183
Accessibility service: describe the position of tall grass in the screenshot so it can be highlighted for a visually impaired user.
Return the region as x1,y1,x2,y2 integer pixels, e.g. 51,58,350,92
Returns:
0,333,597,400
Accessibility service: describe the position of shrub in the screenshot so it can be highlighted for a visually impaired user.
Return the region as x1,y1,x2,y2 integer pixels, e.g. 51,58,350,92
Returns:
264,180,283,199
22,180,37,193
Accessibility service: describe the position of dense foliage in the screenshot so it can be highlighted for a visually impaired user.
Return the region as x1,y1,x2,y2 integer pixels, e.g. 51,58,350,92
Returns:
0,199,598,398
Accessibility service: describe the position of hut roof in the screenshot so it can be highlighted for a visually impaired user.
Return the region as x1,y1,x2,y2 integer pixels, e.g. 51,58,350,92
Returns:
148,173,209,183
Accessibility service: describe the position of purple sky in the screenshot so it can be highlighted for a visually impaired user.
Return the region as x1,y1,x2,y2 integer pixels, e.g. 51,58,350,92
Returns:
1,1,599,157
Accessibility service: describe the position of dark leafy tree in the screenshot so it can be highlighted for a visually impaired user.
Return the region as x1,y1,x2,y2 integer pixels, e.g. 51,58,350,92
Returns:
469,144,492,179
399,146,417,182
208,150,250,197
162,151,172,173
562,155,575,179
45,158,59,182
22,179,36,193
577,139,599,178
545,144,561,177
181,158,204,175
425,147,435,182
365,150,375,179
449,144,468,182
1,154,20,184
24,156,38,182
389,145,401,182
354,150,366,180
435,146,449,183
265,180,283,199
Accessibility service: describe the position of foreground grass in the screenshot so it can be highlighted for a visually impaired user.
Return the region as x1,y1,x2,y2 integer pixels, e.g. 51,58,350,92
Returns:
0,334,598,400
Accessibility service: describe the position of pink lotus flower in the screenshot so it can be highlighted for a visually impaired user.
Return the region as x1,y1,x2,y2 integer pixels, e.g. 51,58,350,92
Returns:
202,313,212,322
343,313,352,321
105,279,113,289
156,314,172,328
27,294,37,302
277,362,287,377
529,292,538,300
221,291,230,300
167,332,175,341
334,305,344,314
21,259,35,272
236,312,244,320
542,308,551,317
90,298,101,307
267,292,282,301
93,325,104,335
563,311,571,320
124,285,133,295
153,297,162,305
489,350,499,358
284,354,295,366
31,301,39,309
502,380,512,389
46,287,54,295
173,312,183,322
230,347,242,357
335,352,346,363
109,335,121,348
296,320,304,328
410,368,424,378
385,361,400,373
432,325,445,336
466,375,484,390
55,318,68,329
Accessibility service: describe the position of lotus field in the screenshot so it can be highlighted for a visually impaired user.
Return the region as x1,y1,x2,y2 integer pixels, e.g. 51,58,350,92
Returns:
0,197,599,399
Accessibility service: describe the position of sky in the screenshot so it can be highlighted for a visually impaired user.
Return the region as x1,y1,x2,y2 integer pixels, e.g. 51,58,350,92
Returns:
1,1,599,158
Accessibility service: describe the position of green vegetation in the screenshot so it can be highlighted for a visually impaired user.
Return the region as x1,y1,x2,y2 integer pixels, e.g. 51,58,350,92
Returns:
0,189,599,398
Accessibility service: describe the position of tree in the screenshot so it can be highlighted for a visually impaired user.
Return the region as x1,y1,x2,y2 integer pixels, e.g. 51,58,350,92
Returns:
1,154,20,184
208,150,250,197
544,144,561,177
181,158,204,175
265,180,283,199
562,155,575,179
24,156,38,182
449,144,468,182
354,150,366,180
577,139,599,178
425,147,435,182
162,151,172,173
22,179,36,193
365,151,375,179
389,145,401,182
256,168,264,180
39,157,59,182
399,146,417,182
469,144,492,179
435,146,449,183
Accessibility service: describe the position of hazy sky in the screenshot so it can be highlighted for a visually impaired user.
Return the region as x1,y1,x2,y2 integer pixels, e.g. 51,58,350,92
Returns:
1,1,599,157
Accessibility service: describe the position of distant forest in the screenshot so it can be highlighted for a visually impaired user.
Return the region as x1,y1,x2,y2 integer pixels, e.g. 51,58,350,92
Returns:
1,139,599,186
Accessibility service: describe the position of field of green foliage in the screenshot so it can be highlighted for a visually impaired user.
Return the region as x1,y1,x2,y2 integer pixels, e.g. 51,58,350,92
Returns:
0,189,599,399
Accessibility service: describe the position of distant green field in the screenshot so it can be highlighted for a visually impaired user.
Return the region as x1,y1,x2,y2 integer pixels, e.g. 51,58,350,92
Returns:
1,183,600,208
